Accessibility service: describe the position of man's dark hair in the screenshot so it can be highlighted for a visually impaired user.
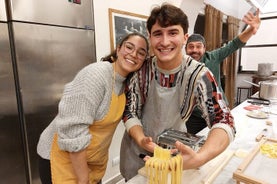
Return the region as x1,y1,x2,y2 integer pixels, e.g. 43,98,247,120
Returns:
147,3,189,34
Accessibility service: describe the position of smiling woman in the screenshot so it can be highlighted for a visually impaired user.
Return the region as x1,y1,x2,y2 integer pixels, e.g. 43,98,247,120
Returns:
37,32,149,184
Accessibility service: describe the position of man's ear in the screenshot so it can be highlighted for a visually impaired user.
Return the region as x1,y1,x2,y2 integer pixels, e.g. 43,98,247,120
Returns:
183,33,189,45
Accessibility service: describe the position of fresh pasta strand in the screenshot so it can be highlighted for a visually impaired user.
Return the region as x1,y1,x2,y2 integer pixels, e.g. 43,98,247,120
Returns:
145,147,183,184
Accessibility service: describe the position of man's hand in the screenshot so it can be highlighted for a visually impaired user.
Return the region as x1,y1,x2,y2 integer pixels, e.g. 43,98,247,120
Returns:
174,141,202,169
140,136,158,153
242,9,261,35
129,125,158,153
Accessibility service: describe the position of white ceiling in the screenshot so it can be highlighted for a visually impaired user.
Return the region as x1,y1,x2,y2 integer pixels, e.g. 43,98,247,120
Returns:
246,0,277,14
264,0,277,13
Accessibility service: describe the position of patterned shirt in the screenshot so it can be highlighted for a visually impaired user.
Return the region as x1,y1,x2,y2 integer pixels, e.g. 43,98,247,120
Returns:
123,55,236,142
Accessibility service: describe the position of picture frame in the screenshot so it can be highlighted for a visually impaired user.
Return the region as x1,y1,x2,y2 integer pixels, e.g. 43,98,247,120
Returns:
108,8,148,51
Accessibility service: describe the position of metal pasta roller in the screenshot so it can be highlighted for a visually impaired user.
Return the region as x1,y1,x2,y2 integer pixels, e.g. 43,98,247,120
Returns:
157,129,205,150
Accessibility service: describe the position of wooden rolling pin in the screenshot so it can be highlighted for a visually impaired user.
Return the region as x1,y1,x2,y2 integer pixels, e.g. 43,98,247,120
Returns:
201,150,234,184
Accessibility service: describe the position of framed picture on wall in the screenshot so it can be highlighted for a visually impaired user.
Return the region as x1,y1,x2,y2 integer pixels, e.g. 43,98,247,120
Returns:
108,8,148,51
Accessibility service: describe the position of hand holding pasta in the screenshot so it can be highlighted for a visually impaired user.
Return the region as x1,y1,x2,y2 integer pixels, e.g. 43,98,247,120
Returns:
145,147,183,184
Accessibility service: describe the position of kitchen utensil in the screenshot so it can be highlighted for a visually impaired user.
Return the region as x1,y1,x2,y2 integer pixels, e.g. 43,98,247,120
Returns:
257,63,273,77
157,129,205,150
202,150,234,184
255,128,268,142
246,110,269,119
243,79,277,100
243,79,259,87
259,80,277,100
233,138,277,184
247,98,270,105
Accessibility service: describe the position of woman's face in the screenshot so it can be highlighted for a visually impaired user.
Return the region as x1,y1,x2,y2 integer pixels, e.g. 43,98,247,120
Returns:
116,35,148,77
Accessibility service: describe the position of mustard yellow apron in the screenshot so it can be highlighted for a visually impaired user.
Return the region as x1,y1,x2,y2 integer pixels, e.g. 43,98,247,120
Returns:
50,91,126,184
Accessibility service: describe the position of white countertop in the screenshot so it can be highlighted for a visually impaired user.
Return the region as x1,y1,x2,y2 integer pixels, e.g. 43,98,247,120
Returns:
126,100,277,184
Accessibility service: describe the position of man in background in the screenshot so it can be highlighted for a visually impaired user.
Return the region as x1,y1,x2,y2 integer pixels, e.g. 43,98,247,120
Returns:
185,9,261,134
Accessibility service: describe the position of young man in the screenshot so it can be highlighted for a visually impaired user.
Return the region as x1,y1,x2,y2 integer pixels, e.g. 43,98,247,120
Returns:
120,3,236,181
185,9,261,134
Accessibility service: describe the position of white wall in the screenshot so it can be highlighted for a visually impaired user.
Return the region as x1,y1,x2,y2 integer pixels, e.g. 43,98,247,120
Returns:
180,0,204,34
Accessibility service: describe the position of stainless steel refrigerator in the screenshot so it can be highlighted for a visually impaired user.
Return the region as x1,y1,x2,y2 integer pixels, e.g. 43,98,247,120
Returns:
0,0,96,183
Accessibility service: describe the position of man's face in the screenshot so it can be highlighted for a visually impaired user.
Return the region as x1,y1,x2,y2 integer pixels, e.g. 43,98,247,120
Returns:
185,41,206,61
149,22,188,70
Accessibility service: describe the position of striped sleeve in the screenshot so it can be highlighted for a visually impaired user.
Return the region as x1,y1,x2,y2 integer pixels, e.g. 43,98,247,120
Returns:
122,59,153,132
180,57,236,142
194,68,236,142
